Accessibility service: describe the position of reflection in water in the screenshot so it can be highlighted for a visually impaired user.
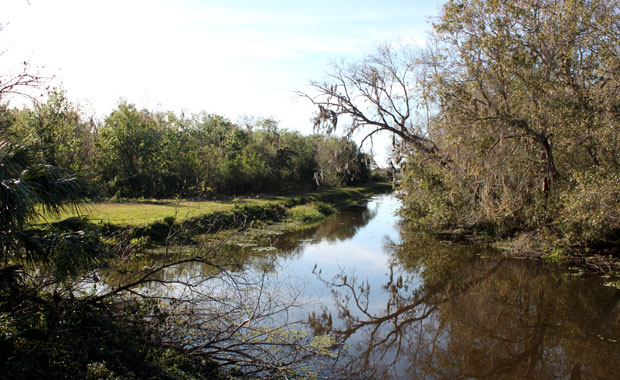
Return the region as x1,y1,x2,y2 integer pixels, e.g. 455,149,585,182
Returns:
101,199,380,288
311,232,620,379
236,201,380,258
99,194,620,378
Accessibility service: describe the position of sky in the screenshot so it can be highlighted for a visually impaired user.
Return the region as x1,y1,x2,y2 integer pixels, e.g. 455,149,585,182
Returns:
1,0,444,165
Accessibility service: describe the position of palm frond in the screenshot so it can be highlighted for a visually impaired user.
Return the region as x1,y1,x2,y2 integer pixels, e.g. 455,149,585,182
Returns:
0,141,92,263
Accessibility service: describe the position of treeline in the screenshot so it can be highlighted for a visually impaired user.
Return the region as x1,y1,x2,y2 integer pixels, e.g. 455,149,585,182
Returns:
0,90,371,199
308,0,620,249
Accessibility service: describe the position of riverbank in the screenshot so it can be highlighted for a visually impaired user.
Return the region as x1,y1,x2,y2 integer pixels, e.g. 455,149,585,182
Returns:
52,182,392,249
3,183,392,380
48,182,389,225
423,227,620,276
499,232,620,275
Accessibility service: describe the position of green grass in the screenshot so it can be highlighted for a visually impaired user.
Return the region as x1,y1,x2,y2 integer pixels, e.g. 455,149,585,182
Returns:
40,182,392,228
41,198,271,226
287,201,337,222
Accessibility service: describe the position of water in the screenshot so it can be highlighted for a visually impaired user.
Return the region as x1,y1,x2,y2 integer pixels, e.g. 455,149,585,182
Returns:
106,193,620,379
249,194,620,379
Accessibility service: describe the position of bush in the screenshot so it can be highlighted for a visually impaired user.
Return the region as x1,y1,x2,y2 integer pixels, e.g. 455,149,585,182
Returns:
287,204,325,222
0,287,223,380
557,170,620,244
401,157,466,230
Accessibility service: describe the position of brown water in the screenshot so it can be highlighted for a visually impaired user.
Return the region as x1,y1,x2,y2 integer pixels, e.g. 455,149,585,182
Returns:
106,194,620,379
254,194,620,379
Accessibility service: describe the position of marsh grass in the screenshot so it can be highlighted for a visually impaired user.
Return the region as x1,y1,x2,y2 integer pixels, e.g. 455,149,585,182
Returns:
287,202,337,223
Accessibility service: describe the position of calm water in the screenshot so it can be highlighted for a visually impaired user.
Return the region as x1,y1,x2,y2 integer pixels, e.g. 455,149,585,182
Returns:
109,194,620,379
259,194,620,379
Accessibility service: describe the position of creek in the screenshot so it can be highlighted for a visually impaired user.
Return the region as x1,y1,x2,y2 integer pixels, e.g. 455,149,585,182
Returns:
250,193,620,379
110,193,620,379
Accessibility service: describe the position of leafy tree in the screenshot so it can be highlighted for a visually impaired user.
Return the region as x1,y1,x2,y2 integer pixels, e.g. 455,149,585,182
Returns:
5,88,94,173
278,131,318,190
316,136,370,187
419,0,620,239
307,0,620,244
95,102,163,197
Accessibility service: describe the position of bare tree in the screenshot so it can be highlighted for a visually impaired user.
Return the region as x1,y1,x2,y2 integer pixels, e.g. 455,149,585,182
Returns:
0,60,43,102
299,43,437,162
0,24,46,104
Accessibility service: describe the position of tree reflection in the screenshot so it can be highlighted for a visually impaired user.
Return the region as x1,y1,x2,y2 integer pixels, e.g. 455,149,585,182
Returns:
267,203,380,256
214,201,380,263
100,198,381,290
310,233,620,379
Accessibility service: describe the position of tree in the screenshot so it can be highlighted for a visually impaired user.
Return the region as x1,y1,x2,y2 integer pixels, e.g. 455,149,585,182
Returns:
300,43,437,162
0,60,44,104
308,0,620,242
6,88,94,173
277,131,318,190
416,0,620,235
0,23,45,104
315,136,370,187
95,102,163,197
430,0,620,187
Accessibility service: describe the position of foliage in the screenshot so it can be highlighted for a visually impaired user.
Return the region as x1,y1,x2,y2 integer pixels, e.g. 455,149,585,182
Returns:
419,0,620,244
0,286,226,380
308,0,620,248
315,137,371,187
557,169,620,243
95,103,165,197
0,141,95,266
2,88,94,173
87,105,370,198
287,204,326,223
1,92,372,200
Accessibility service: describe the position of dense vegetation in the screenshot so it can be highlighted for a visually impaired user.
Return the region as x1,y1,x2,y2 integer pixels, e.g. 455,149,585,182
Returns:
406,0,620,246
1,90,371,199
2,0,620,378
307,0,620,256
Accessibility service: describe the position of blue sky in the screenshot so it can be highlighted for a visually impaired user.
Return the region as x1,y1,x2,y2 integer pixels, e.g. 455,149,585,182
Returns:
1,0,444,164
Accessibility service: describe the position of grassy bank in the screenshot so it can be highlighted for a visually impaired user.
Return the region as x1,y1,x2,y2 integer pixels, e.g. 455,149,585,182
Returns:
50,182,392,246
51,183,390,225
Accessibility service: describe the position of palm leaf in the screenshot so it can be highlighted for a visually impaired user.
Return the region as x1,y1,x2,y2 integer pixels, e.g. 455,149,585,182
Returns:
0,141,91,263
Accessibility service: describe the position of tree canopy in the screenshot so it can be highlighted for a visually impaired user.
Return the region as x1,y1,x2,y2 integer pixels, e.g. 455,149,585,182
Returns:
306,0,620,245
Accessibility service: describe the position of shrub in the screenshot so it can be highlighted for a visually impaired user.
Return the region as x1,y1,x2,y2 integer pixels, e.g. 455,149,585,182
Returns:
315,202,336,216
557,170,620,244
287,204,325,222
